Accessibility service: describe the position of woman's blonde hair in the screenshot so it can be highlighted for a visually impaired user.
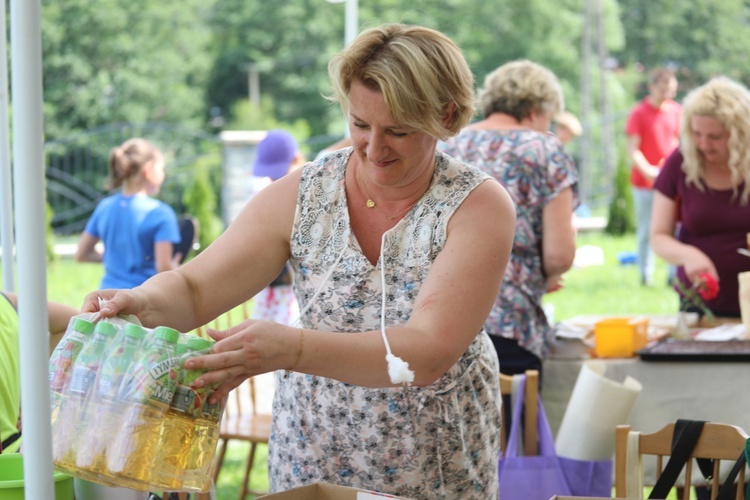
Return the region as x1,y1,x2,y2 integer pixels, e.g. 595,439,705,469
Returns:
478,59,564,121
681,76,750,204
107,138,163,190
327,23,475,141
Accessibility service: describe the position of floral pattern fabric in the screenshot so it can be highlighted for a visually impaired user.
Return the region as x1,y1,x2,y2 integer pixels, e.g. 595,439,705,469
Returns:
440,129,578,358
268,148,503,499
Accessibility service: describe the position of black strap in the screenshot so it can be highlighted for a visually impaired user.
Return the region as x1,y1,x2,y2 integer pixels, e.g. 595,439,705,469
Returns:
649,419,706,499
1,431,21,453
715,438,750,500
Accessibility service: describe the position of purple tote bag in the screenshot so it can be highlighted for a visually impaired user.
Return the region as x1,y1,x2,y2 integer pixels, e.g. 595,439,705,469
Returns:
497,375,612,500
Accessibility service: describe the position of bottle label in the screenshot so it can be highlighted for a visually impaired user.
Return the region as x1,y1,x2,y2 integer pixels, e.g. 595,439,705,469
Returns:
122,349,178,407
48,336,86,392
170,384,202,416
69,365,98,396
200,393,223,423
149,358,173,380
97,342,137,399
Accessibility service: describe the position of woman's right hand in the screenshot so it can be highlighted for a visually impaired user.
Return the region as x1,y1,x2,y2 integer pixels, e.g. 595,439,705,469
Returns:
681,246,719,284
81,288,144,320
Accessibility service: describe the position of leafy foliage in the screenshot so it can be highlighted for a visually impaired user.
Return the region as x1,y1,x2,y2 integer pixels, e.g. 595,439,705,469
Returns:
605,153,635,235
41,0,215,140
614,0,750,89
182,156,224,253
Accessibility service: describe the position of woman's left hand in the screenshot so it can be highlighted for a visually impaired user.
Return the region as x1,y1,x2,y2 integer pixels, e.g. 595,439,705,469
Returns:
185,319,299,403
545,274,565,293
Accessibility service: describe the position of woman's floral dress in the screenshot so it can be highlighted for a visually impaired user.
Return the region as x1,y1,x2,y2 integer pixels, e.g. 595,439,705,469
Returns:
268,148,502,499
441,129,578,358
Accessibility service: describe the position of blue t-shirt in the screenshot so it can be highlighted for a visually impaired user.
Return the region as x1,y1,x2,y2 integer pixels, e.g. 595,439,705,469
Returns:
84,192,180,289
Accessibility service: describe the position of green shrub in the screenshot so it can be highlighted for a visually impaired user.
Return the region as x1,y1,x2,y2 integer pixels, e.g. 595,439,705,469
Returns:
605,155,635,235
182,157,224,254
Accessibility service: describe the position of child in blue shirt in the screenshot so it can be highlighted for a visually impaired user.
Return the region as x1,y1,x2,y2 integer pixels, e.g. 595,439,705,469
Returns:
76,138,181,289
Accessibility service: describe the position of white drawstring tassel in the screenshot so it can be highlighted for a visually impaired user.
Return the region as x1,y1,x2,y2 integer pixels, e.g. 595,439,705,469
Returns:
379,233,415,385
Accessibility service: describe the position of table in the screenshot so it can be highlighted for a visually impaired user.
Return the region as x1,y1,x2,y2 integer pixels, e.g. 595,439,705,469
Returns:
543,356,750,436
542,355,750,484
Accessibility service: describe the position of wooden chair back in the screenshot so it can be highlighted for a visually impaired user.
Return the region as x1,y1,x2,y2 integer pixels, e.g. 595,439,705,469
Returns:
615,422,749,499
499,369,539,456
213,376,273,499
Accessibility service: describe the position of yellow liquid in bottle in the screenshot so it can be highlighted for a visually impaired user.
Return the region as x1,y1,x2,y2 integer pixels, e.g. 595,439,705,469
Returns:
105,403,164,491
75,400,120,479
151,410,195,490
182,413,221,492
51,398,82,474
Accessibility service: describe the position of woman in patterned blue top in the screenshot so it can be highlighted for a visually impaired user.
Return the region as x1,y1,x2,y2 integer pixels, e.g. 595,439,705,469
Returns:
441,60,579,377
84,25,516,498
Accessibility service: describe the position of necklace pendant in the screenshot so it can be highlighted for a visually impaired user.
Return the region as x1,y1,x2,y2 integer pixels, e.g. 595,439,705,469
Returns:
366,199,376,208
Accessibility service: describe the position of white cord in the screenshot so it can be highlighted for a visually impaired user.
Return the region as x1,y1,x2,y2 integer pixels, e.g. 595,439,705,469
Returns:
290,222,414,385
379,233,415,385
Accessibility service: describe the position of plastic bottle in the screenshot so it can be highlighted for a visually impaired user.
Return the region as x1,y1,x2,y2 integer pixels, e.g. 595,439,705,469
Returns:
152,335,214,490
52,320,119,474
76,323,147,477
106,325,180,490
183,384,226,492
49,317,95,428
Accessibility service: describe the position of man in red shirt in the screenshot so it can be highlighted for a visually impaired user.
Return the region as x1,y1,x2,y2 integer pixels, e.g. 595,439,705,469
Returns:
626,67,682,286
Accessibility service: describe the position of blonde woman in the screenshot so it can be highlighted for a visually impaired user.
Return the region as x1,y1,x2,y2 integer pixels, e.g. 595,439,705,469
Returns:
651,76,750,318
83,24,515,498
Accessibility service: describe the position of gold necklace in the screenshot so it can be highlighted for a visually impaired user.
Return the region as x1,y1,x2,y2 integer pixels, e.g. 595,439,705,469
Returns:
359,171,431,221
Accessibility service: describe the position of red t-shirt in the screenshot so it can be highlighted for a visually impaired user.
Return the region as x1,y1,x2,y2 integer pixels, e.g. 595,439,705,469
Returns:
626,97,682,188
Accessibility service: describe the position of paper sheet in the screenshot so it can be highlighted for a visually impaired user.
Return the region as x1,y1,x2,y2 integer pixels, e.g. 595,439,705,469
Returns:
554,361,642,460
694,323,745,341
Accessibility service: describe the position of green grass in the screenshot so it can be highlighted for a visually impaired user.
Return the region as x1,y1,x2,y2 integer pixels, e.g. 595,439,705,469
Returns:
214,443,269,500
3,231,682,498
543,231,679,321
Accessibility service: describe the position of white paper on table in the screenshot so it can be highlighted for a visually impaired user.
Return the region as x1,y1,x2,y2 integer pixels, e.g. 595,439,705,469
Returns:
694,323,745,341
554,360,642,460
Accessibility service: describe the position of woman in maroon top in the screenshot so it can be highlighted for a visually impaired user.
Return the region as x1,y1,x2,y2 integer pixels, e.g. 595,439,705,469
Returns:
652,76,750,317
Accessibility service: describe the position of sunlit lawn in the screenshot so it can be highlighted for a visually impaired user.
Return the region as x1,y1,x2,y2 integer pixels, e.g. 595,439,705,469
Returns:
214,443,269,500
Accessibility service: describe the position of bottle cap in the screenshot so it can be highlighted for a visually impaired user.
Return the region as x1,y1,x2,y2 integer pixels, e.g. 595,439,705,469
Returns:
93,321,118,337
72,317,95,335
186,336,213,352
122,323,147,341
153,326,180,344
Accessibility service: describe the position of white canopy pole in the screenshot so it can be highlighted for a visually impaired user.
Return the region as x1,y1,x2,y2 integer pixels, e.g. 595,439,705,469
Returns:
11,0,54,498
0,0,15,291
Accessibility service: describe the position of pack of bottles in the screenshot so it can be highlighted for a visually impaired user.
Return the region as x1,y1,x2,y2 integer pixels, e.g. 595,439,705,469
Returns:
48,315,225,493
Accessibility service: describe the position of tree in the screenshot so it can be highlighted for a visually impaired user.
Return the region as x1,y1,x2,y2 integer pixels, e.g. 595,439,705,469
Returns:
614,0,750,89
205,0,344,136
41,0,215,139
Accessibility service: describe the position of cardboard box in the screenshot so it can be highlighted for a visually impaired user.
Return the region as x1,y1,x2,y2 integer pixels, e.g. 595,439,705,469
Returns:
259,482,411,499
